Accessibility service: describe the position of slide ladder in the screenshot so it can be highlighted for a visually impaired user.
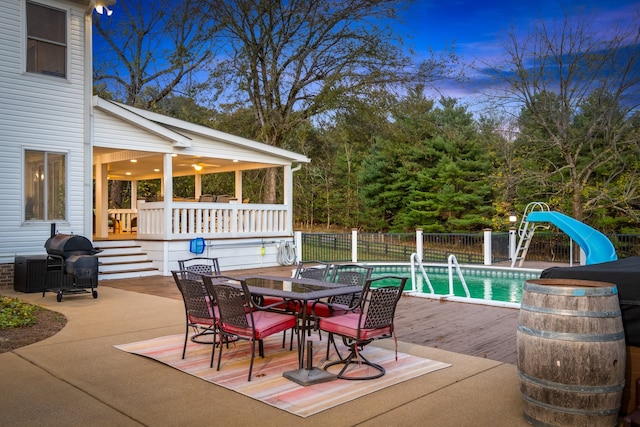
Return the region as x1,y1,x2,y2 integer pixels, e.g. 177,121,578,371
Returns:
511,202,550,268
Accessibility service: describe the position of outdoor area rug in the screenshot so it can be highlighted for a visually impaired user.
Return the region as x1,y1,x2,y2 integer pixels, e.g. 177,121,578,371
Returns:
115,333,451,418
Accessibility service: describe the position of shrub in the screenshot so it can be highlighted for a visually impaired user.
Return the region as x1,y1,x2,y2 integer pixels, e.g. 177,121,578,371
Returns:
0,296,39,329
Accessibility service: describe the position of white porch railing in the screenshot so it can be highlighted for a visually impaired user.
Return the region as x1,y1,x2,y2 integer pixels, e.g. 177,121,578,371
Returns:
134,202,291,240
107,209,137,233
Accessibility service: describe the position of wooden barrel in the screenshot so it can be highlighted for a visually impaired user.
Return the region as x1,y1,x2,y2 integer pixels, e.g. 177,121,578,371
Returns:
517,278,626,427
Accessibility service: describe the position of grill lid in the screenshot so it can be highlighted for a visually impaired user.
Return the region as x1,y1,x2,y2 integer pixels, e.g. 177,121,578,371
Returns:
45,234,100,257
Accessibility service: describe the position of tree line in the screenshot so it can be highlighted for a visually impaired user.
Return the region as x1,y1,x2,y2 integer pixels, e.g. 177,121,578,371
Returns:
93,0,640,234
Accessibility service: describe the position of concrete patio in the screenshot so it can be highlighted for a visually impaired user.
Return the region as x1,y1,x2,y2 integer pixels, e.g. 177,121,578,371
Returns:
0,274,536,427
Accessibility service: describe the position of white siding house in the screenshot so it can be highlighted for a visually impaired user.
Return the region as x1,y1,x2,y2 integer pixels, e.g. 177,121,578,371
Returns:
0,0,100,285
0,0,310,288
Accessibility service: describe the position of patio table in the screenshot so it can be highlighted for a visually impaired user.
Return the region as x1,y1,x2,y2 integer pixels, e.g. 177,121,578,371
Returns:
234,274,361,386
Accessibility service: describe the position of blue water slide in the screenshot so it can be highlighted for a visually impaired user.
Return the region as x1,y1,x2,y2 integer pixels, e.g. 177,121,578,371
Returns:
525,211,617,265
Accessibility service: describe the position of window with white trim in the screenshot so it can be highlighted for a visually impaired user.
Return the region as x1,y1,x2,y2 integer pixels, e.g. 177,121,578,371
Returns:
24,150,66,221
26,1,66,78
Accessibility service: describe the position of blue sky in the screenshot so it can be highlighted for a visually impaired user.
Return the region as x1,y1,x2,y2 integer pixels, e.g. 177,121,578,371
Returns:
397,0,640,103
93,0,639,109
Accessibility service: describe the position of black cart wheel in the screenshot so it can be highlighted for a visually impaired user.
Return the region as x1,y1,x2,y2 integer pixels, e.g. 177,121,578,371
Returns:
56,291,63,302
92,290,98,299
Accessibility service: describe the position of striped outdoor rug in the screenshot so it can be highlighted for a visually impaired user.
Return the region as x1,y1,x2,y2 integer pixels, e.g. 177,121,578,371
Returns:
115,333,450,418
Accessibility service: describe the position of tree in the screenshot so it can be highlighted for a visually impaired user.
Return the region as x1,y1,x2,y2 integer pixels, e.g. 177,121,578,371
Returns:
359,87,436,230
93,0,217,108
401,98,494,232
486,5,640,223
206,0,458,203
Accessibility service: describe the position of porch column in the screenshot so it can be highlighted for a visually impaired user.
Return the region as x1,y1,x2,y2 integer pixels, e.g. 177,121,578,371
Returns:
163,153,173,239
283,165,292,233
194,173,202,199
95,163,108,238
131,180,137,207
235,170,243,201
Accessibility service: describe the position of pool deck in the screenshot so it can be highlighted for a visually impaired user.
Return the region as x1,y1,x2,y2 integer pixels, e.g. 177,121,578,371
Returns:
1,261,576,426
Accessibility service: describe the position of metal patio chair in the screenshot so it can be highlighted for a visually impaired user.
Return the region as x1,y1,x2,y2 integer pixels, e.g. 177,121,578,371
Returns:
203,275,298,381
171,270,218,364
178,257,221,281
318,275,407,380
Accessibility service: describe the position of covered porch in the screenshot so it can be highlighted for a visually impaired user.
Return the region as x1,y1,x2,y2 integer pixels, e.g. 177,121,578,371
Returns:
91,96,309,273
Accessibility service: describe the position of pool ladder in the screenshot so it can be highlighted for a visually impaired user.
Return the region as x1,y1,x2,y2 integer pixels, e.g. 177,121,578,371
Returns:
410,253,470,298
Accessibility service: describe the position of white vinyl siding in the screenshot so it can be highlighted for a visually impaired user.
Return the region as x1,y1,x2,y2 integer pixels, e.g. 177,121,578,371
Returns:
93,110,294,168
0,0,88,263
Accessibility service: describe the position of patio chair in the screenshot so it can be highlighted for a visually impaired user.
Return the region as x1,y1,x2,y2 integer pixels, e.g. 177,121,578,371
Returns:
276,261,334,345
171,270,218,365
203,275,298,381
312,264,373,318
318,275,407,380
262,261,332,311
294,260,331,281
178,257,221,281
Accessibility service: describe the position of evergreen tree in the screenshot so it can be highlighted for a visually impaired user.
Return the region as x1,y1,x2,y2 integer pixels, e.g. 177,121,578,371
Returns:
401,98,494,232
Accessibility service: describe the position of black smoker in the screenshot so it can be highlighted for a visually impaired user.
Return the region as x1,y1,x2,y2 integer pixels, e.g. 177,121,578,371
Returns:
44,231,101,302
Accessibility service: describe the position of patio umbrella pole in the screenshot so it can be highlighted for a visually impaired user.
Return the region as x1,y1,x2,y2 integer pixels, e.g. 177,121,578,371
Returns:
306,341,314,369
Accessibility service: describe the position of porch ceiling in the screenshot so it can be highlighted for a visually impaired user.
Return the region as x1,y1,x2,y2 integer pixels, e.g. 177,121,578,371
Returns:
94,147,279,181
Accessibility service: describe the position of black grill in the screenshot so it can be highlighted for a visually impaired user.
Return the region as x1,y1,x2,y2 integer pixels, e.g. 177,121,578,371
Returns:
44,234,100,257
44,233,101,302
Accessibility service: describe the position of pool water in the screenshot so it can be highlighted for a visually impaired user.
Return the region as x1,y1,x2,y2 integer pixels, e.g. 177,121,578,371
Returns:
368,264,541,305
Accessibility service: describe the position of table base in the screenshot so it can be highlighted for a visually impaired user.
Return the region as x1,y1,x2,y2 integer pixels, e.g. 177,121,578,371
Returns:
283,367,337,386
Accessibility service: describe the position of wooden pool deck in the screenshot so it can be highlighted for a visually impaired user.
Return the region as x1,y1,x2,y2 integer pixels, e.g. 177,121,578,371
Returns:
100,261,561,365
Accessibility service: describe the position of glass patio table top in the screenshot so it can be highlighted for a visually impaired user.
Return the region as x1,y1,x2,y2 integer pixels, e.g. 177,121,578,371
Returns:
236,274,362,300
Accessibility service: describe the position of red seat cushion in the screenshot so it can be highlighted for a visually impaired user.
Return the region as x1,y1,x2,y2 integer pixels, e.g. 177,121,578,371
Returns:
221,310,296,340
318,313,391,341
310,301,350,318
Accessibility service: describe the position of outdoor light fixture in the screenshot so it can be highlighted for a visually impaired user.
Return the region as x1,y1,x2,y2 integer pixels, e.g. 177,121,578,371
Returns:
95,5,113,16
192,164,203,171
509,214,517,224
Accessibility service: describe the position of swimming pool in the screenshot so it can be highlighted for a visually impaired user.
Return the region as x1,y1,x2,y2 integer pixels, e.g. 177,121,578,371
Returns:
366,263,542,308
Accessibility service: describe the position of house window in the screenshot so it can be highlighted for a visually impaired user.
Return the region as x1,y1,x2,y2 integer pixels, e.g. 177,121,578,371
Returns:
24,150,66,221
26,1,66,78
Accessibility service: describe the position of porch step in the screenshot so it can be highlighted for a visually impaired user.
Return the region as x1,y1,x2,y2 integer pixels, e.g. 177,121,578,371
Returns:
95,240,159,280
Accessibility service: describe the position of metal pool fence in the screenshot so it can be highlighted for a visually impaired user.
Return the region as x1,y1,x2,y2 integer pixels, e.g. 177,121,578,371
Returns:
298,231,640,265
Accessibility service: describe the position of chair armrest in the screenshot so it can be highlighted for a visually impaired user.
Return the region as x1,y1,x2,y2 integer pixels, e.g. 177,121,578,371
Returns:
250,295,295,312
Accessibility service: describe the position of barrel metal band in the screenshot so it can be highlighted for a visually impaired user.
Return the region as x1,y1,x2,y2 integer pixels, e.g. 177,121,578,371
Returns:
520,303,621,318
518,371,625,394
520,392,620,416
517,325,625,342
524,282,617,296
